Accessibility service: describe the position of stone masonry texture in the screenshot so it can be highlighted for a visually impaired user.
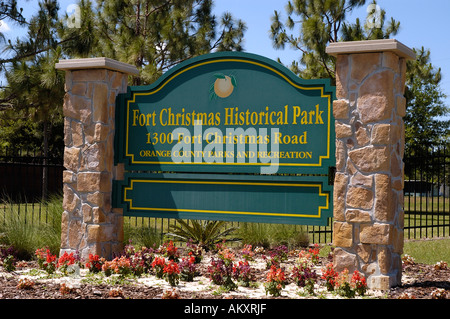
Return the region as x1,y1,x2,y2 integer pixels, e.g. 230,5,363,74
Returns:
332,50,407,290
60,68,128,260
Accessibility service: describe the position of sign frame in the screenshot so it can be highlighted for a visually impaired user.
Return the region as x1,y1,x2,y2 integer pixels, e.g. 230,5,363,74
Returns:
113,51,335,226
114,51,335,175
113,172,333,226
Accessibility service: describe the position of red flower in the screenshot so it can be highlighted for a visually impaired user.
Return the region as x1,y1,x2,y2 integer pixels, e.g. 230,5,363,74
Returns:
351,270,368,294
57,252,76,268
321,263,339,291
163,260,180,275
152,256,166,268
85,254,104,273
46,252,56,263
266,265,285,283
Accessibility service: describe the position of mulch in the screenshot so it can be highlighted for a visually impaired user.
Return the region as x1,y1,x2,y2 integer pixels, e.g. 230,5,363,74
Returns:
0,255,448,300
387,263,450,299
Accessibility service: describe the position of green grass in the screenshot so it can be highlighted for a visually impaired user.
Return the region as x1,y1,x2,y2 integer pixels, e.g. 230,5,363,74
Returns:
0,194,62,259
123,216,165,249
403,238,450,264
404,213,450,239
404,196,449,213
236,222,310,249
403,196,450,239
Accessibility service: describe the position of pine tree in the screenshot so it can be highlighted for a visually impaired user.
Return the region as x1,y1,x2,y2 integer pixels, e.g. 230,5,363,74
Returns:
0,0,26,23
0,0,27,76
269,0,399,80
1,0,65,200
270,0,449,155
58,0,247,85
0,0,26,42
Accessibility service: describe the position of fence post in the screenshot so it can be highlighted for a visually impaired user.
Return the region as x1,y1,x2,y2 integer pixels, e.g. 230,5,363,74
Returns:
55,58,138,260
326,39,415,290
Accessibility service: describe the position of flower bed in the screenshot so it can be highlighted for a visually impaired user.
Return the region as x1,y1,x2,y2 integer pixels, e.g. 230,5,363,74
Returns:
0,241,448,299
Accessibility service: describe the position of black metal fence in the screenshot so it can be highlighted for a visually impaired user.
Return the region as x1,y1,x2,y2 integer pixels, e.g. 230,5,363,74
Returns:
0,145,448,244
0,147,64,203
403,145,450,239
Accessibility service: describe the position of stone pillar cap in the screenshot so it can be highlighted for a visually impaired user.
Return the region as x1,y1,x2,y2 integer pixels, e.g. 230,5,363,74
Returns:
326,39,415,60
55,57,139,75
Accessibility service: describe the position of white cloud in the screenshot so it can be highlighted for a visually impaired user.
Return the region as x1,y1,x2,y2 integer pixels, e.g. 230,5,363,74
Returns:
0,20,11,32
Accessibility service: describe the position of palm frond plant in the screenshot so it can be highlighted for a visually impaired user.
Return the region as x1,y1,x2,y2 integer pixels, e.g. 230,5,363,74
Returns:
166,220,240,251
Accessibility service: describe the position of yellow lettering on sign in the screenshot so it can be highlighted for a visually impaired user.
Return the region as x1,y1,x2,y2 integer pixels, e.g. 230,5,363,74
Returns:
315,104,324,124
273,131,307,144
132,110,156,126
292,104,324,125
224,105,289,126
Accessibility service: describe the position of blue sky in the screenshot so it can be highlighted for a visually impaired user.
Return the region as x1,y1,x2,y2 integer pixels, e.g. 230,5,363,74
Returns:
2,0,449,105
213,0,450,104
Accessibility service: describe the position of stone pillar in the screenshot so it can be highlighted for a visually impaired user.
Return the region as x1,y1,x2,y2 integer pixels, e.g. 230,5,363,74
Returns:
55,58,138,260
326,39,415,290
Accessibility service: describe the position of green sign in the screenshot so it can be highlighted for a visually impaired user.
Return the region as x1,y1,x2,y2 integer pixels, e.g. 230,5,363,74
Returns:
114,173,332,226
114,52,335,225
115,51,335,174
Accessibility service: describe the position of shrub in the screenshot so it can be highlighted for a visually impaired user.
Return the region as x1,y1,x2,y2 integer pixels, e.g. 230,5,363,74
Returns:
0,245,18,272
334,268,368,298
0,209,41,260
350,270,368,296
240,244,254,261
57,251,79,275
185,239,203,263
233,260,255,287
179,256,197,282
35,247,57,274
166,220,239,251
237,223,271,248
139,247,156,273
237,223,309,248
321,263,338,291
0,195,62,260
16,278,35,290
336,268,354,298
262,245,288,269
163,260,180,287
102,256,132,277
160,241,180,262
121,243,155,275
308,244,321,264
264,266,286,297
2,255,16,272
123,222,162,250
152,256,166,278
292,263,317,294
207,257,237,291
